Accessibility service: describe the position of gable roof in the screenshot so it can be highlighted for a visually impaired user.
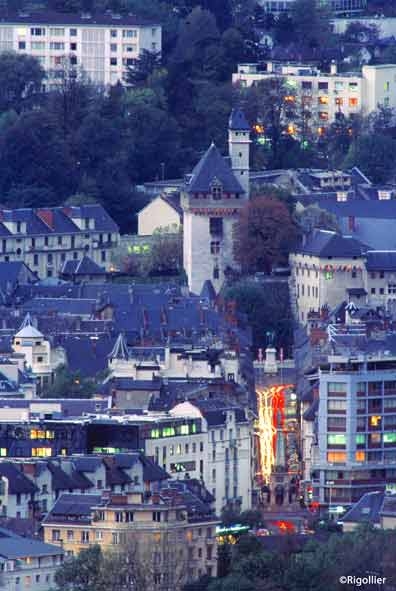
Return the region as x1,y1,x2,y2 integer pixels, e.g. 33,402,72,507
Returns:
342,491,384,525
0,527,63,559
298,230,367,258
0,463,38,495
62,256,105,276
186,143,245,194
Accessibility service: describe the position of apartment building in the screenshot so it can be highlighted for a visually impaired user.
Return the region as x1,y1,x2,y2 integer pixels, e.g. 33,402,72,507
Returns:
233,62,396,135
43,489,219,585
0,204,119,279
0,11,161,86
304,344,396,512
259,0,366,13
0,527,63,591
290,230,396,325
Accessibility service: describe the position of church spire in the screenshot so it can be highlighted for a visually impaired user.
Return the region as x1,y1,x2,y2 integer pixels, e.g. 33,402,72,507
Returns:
108,333,129,361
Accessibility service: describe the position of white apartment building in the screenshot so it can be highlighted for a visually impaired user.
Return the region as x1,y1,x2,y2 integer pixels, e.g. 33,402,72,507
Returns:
259,0,366,14
144,402,256,516
233,62,396,135
0,11,161,87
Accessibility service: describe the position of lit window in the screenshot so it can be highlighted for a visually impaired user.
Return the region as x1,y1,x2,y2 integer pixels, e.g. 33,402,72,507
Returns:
370,415,381,427
335,97,343,106
327,452,346,463
284,95,295,103
349,97,358,107
327,434,346,446
384,433,396,443
318,96,329,105
355,451,365,462
319,111,329,120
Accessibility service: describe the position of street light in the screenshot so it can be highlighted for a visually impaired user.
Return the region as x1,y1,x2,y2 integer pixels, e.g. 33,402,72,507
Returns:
326,480,335,520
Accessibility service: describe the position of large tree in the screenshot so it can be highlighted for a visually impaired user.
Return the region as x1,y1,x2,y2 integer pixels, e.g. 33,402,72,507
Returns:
0,52,44,113
233,196,297,274
343,133,396,183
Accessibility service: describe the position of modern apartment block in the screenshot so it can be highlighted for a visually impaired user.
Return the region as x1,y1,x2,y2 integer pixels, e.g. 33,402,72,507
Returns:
0,11,161,86
259,0,366,14
304,345,396,511
233,62,396,135
0,204,119,279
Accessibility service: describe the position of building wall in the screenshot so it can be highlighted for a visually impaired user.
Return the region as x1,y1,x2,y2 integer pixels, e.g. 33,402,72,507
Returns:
138,198,180,236
362,65,396,114
0,229,119,279
0,21,161,87
3,555,62,591
290,252,365,323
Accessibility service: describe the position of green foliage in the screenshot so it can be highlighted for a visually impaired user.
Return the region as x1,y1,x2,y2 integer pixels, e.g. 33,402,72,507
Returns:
43,365,97,398
294,204,339,236
343,133,396,183
55,545,103,591
224,280,294,354
0,51,45,113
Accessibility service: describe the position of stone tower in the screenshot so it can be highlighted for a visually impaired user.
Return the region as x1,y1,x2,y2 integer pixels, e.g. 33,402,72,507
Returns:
228,108,251,198
182,110,250,295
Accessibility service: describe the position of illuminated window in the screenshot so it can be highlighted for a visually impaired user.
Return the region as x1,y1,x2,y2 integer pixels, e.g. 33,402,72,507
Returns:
384,433,396,443
46,431,55,439
327,452,346,463
151,429,160,438
349,97,358,107
324,270,333,280
318,96,329,105
0,449,6,457
319,111,329,120
32,448,52,457
369,433,381,444
355,451,365,462
384,81,390,92
327,434,346,446
162,427,175,437
317,126,326,136
287,123,295,135
191,424,197,433
335,97,343,106
180,425,189,435
356,434,365,445
370,415,381,427
284,95,295,103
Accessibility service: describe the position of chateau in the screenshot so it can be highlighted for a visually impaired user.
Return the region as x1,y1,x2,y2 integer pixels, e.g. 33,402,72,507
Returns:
182,109,251,295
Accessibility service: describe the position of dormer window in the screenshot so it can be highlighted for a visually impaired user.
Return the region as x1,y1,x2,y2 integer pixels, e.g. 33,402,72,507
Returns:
211,180,223,200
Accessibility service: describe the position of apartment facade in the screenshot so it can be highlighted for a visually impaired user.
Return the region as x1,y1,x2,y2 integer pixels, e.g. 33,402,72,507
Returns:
0,11,161,87
43,490,219,585
0,204,119,279
306,349,396,511
233,62,396,136
259,0,366,13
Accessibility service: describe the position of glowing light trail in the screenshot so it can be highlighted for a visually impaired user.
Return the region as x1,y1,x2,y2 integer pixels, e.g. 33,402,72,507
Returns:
256,384,293,482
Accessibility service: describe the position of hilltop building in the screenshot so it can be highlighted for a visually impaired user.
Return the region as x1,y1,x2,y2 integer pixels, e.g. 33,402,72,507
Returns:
0,11,162,87
182,108,251,294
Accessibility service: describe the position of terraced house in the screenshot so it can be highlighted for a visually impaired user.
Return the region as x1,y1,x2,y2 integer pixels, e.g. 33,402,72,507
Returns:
0,204,119,279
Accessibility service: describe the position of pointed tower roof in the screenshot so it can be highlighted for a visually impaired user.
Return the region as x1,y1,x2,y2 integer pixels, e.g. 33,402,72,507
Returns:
15,313,43,339
108,333,129,361
229,108,250,131
186,143,245,195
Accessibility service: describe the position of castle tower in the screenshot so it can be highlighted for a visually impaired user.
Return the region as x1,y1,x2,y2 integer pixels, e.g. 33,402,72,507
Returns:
228,108,251,198
182,141,246,295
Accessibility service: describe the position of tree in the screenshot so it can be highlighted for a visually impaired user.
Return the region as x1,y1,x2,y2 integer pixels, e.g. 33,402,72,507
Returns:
0,52,44,113
125,49,162,87
294,204,339,236
43,365,97,399
292,0,332,51
233,197,298,274
55,545,104,591
343,133,396,183
240,78,298,168
224,280,294,354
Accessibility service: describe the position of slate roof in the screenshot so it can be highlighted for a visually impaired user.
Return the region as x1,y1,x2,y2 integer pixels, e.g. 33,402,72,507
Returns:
320,200,396,219
160,193,183,217
43,493,102,525
229,108,250,131
140,455,169,482
365,251,396,272
102,457,132,486
62,256,105,276
47,462,93,491
22,297,97,316
0,10,159,26
0,528,63,559
200,280,217,302
0,463,38,495
342,491,384,525
297,230,367,258
0,204,118,236
186,143,245,194
0,262,35,291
